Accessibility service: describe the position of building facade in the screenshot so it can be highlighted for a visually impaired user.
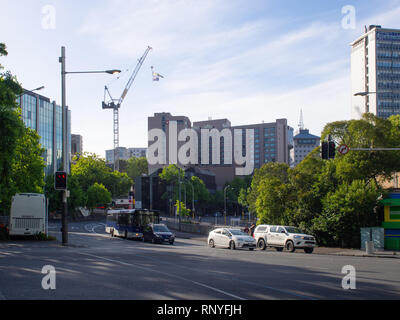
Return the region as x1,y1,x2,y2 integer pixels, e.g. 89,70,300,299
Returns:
106,147,148,164
148,113,294,189
71,134,83,157
18,89,71,176
351,25,400,119
293,129,320,166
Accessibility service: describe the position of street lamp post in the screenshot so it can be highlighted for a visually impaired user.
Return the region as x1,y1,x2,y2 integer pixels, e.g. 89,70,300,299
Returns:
224,185,232,226
59,46,120,245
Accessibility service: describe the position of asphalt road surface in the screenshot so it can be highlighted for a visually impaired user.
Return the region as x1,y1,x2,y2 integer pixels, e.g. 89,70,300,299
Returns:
0,220,399,300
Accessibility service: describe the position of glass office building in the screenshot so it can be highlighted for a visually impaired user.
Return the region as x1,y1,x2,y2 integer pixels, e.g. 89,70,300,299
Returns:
18,90,71,176
351,25,400,119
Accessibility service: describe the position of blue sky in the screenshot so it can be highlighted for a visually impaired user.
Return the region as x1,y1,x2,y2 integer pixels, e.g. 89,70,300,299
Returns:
1,0,400,158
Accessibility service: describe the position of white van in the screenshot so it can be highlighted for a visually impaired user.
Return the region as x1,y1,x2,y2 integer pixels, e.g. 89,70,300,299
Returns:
9,193,47,236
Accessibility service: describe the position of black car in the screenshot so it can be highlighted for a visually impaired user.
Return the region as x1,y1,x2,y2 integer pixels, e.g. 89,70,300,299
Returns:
143,224,175,245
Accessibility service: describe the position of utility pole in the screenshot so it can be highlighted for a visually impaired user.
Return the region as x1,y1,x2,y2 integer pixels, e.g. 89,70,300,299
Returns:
60,46,68,246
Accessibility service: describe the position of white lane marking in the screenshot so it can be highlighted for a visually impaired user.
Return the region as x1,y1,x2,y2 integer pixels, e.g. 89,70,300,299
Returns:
79,252,246,300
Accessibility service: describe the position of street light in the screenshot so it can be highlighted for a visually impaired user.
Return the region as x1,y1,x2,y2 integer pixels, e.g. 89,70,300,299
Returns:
17,86,45,98
59,46,120,246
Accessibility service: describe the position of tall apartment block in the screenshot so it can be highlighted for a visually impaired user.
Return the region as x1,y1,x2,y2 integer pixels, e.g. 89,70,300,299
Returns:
148,112,293,189
351,25,400,119
18,89,71,176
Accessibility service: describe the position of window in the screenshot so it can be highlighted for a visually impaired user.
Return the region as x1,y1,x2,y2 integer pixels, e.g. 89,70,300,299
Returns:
269,226,277,233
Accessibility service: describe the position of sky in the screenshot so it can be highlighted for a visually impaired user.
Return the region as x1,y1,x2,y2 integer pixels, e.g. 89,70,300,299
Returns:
1,0,400,158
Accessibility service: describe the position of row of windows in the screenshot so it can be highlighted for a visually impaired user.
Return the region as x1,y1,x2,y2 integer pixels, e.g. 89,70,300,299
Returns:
376,33,400,41
377,61,400,68
377,82,400,89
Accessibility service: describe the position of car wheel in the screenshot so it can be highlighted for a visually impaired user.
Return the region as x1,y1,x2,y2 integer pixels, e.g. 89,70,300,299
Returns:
304,248,314,254
257,239,266,250
249,248,254,251
169,240,174,245
209,239,215,248
229,241,236,250
276,247,283,252
286,240,295,252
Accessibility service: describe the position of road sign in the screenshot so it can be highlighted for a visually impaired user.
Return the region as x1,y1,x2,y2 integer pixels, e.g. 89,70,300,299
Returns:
338,144,350,155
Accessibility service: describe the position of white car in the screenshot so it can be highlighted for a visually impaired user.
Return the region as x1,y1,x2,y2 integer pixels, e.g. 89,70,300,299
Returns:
208,228,256,251
254,225,316,253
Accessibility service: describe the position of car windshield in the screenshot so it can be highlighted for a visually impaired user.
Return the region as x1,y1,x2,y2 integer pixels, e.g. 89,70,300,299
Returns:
229,229,248,236
153,225,169,233
285,227,304,234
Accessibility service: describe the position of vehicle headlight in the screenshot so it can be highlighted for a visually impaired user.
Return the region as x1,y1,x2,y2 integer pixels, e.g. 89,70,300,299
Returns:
294,235,305,239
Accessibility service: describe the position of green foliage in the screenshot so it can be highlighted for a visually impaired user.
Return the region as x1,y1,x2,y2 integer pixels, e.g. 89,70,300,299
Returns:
0,44,45,214
159,164,185,183
123,157,148,184
87,182,112,210
71,152,132,198
312,180,382,247
175,200,191,217
11,127,45,194
244,114,397,248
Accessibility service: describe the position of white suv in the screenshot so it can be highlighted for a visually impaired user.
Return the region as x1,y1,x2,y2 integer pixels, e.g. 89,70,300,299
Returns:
254,225,316,253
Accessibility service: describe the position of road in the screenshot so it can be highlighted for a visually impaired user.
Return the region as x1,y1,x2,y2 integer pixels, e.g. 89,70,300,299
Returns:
0,220,399,300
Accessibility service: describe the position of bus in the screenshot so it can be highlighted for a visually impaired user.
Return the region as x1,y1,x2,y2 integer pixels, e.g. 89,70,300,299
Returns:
9,193,47,236
105,209,160,240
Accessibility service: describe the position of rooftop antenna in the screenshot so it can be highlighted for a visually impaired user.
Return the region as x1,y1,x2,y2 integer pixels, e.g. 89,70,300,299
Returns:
298,108,305,131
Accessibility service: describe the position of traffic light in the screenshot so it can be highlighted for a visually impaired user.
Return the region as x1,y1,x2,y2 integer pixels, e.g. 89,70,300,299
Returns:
321,142,329,160
55,171,67,190
328,141,336,159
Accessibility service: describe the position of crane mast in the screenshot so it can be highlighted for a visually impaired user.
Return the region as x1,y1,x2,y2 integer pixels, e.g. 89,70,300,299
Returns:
102,46,152,171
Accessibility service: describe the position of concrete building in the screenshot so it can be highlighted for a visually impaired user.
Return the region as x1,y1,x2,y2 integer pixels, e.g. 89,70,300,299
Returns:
351,25,400,119
18,89,71,176
71,134,83,157
293,129,320,166
148,113,294,190
106,147,148,164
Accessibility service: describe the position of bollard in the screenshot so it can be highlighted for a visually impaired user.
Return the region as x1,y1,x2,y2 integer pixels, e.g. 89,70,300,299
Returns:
365,240,375,255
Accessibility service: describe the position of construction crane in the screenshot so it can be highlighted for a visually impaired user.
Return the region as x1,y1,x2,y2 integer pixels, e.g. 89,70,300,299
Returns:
102,46,152,171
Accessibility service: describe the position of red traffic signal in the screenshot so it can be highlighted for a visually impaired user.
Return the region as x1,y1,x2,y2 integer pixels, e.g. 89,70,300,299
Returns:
55,171,67,190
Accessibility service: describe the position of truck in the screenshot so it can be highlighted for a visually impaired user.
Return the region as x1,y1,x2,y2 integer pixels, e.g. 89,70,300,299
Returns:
9,193,47,236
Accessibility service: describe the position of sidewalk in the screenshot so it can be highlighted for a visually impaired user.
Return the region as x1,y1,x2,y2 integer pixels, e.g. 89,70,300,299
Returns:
173,229,400,259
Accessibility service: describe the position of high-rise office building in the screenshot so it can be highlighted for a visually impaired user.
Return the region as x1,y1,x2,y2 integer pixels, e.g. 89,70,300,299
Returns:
148,113,293,189
18,89,71,176
351,25,400,119
71,134,83,157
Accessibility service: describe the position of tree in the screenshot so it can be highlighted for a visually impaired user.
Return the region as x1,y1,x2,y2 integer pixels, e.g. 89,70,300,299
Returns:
124,157,148,184
87,183,112,211
71,152,132,198
312,180,382,248
11,127,45,194
175,200,191,217
0,43,26,213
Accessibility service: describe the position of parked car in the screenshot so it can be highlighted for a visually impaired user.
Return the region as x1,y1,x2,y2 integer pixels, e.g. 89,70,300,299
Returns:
254,225,316,253
208,228,256,250
143,224,175,245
